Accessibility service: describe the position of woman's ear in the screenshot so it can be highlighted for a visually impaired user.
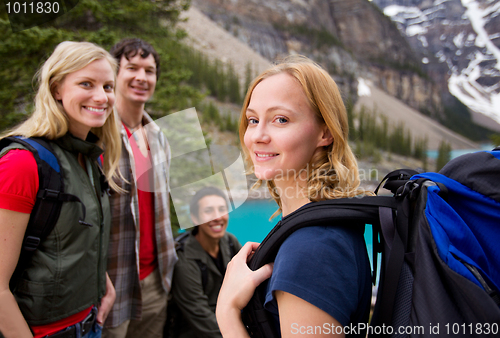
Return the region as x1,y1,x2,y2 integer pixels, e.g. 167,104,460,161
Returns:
318,125,333,147
51,82,62,101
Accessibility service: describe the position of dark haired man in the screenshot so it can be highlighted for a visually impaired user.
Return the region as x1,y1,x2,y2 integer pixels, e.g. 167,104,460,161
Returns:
103,38,177,338
169,187,241,338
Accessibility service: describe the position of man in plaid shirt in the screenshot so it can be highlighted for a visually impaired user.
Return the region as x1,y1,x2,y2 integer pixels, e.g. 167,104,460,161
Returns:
103,38,177,338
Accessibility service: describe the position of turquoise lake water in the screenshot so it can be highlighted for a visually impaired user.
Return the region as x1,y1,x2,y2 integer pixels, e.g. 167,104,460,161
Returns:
427,144,494,160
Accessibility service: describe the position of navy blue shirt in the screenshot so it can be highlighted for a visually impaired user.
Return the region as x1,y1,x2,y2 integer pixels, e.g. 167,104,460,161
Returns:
264,225,371,336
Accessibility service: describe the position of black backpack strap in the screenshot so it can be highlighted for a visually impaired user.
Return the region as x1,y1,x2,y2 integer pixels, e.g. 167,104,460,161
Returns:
373,201,409,331
228,236,236,257
195,259,209,293
174,231,190,251
175,231,209,293
375,169,420,195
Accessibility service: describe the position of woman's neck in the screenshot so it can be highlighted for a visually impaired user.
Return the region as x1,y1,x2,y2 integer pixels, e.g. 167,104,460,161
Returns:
273,178,310,217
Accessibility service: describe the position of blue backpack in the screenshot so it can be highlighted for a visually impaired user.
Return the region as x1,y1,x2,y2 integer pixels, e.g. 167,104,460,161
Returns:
243,148,500,337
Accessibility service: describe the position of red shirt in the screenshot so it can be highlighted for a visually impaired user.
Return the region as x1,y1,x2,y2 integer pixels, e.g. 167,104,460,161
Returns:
0,149,92,337
124,125,158,280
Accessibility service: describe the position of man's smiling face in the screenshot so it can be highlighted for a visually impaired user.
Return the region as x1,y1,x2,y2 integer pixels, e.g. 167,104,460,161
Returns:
116,51,157,105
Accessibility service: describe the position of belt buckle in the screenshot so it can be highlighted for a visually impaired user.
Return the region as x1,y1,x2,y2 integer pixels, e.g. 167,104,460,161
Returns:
80,307,97,335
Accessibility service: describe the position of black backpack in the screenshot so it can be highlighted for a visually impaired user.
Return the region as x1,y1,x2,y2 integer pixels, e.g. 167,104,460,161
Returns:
0,136,102,291
242,150,500,337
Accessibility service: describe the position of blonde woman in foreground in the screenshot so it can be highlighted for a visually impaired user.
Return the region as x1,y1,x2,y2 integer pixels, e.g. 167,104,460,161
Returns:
216,56,372,338
0,41,122,338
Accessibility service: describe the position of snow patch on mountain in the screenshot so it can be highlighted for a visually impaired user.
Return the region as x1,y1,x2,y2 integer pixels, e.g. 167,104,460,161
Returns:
452,0,500,123
358,78,372,97
376,0,500,124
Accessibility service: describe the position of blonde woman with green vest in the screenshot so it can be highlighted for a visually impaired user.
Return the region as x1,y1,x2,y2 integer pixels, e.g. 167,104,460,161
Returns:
0,41,123,338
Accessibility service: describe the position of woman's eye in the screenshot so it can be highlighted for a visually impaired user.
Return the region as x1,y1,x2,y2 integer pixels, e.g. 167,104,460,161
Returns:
104,84,114,91
276,116,288,124
248,117,258,125
80,82,91,87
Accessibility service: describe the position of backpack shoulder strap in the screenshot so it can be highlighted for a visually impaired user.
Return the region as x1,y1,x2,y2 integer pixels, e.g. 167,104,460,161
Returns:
175,231,209,293
195,259,208,293
228,234,236,257
2,137,64,252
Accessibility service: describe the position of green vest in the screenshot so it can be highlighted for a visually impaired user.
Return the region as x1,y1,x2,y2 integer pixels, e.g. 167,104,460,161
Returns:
1,133,111,325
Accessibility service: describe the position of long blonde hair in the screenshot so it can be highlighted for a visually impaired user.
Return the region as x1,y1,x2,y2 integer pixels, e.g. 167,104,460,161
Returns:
239,55,370,216
2,41,123,192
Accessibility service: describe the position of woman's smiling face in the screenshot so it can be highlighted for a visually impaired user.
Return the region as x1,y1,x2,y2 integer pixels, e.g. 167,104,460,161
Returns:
53,58,115,139
244,72,332,183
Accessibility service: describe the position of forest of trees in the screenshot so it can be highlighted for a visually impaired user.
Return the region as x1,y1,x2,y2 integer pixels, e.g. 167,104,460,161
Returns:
0,0,201,131
347,102,430,169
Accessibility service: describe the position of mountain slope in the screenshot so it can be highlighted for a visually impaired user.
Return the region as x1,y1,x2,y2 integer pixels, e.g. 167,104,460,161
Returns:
355,80,478,149
180,5,479,150
189,0,443,118
178,6,272,82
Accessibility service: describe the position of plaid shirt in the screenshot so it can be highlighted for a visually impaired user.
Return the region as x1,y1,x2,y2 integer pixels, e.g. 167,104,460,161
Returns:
105,111,178,328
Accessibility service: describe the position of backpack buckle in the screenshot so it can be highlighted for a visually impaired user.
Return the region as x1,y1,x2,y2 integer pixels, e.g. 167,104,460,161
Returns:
23,236,41,251
41,189,60,200
395,180,420,200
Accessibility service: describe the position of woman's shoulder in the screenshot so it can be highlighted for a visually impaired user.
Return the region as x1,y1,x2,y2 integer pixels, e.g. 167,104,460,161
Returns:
275,224,369,274
282,224,365,252
0,148,38,178
0,148,39,213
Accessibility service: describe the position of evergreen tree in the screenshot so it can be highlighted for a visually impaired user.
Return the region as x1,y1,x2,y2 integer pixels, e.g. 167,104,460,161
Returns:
436,140,452,172
491,134,500,147
0,0,198,132
227,62,241,104
244,62,253,96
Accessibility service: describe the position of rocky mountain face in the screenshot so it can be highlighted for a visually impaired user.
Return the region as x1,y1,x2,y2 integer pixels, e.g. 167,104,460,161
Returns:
372,0,500,124
191,0,443,118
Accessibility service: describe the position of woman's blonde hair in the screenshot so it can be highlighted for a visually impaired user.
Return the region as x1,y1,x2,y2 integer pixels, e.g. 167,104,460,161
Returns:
2,41,123,192
239,55,370,216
